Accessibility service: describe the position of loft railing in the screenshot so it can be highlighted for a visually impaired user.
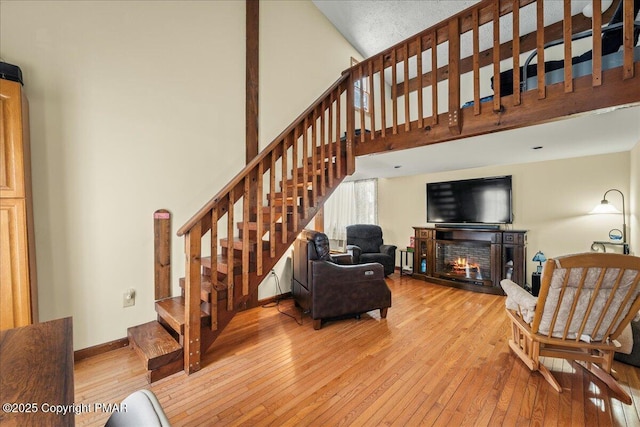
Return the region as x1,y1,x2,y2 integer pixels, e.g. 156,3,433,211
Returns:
173,0,639,375
344,0,638,156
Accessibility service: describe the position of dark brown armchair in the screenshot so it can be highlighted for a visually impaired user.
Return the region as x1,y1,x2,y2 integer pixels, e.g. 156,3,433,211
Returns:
292,229,392,330
346,224,397,276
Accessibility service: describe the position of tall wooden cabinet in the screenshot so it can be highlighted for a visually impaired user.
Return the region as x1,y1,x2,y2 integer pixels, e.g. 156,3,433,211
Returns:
0,63,38,329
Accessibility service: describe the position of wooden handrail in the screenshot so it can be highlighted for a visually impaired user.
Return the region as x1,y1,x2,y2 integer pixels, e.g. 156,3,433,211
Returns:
177,72,350,237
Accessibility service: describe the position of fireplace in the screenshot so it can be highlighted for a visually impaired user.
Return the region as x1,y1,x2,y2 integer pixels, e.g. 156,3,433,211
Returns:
412,227,527,295
435,241,492,286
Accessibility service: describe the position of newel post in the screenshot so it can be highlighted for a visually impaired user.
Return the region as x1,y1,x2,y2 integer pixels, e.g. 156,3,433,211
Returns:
184,222,202,374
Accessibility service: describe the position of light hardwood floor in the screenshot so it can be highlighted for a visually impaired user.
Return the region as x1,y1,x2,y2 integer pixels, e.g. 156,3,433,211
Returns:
75,275,640,426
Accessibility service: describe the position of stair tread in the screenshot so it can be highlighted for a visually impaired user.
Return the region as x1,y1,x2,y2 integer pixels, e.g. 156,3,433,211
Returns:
237,221,283,230
262,205,302,213
202,255,243,268
219,236,268,244
200,255,251,276
179,275,228,292
127,321,182,370
219,237,270,251
156,296,210,329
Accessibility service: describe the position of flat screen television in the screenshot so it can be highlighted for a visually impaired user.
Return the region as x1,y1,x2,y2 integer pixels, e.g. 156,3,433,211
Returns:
426,175,513,224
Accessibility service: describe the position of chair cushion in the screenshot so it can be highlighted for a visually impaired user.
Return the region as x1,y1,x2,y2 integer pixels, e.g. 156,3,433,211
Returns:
539,266,640,341
350,237,381,254
500,279,537,324
346,225,384,254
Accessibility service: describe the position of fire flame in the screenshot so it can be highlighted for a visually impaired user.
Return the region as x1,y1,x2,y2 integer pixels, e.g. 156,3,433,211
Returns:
452,257,479,270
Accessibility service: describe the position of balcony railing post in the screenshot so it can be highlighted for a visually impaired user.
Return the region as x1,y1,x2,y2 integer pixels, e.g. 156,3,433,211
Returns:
492,0,502,111
592,0,603,86
623,0,635,79
536,0,546,99
512,3,521,105
563,0,574,93
448,17,462,135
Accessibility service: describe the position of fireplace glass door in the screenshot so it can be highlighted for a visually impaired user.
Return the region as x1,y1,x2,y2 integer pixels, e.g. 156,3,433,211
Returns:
435,241,492,286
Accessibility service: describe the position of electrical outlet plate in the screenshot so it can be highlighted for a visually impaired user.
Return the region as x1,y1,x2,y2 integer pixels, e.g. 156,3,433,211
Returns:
123,289,135,307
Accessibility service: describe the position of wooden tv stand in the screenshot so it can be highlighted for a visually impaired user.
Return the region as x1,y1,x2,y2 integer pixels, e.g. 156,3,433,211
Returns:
412,227,527,295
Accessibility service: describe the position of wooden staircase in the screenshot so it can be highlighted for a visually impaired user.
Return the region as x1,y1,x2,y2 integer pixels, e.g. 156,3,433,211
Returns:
128,0,640,382
128,98,353,380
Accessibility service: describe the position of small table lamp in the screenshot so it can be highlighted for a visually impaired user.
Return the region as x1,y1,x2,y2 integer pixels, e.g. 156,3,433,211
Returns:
532,251,546,274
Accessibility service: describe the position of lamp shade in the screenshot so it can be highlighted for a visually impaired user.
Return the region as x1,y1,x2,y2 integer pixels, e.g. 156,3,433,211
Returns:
590,199,622,214
589,188,627,248
532,251,546,263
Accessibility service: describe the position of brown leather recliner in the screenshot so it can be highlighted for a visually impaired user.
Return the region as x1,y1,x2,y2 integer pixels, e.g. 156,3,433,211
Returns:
346,224,397,276
292,229,392,330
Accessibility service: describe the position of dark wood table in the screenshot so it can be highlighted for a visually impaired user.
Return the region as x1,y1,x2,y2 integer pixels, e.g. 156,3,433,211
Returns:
0,317,74,426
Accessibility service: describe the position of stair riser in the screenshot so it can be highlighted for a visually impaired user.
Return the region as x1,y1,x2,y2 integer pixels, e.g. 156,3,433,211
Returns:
155,297,210,336
127,321,183,372
219,238,271,252
178,277,229,303
202,256,255,277
238,226,285,240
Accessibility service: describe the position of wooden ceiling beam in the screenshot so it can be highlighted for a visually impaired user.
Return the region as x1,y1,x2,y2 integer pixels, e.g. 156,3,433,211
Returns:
246,0,259,163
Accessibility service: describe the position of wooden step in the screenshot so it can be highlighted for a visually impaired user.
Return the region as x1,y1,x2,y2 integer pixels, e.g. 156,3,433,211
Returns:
219,237,270,252
237,221,283,232
179,276,228,302
266,197,297,207
297,164,335,179
155,296,210,336
281,178,319,190
257,210,291,225
266,189,312,203
269,187,310,198
262,205,302,214
237,221,284,239
127,321,183,372
202,255,247,276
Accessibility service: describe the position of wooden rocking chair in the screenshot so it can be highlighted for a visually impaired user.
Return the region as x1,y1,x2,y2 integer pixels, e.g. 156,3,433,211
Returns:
500,252,640,404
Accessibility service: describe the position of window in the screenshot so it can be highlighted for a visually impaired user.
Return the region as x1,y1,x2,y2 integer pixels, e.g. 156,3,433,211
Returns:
351,57,370,113
324,179,377,249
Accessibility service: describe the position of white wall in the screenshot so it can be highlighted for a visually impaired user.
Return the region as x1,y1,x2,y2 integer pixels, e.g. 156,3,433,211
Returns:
257,1,361,299
378,151,632,286
0,0,360,349
631,141,640,255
